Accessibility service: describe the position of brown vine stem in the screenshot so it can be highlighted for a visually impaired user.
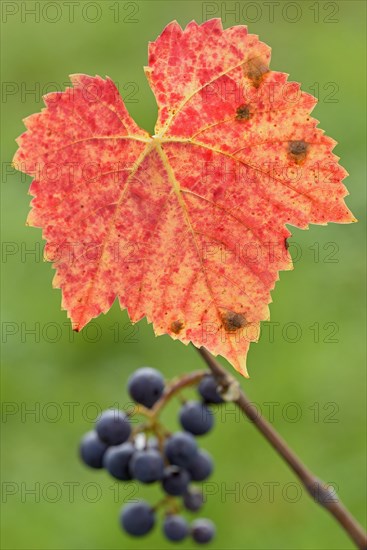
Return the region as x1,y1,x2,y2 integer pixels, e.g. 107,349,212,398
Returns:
129,370,207,422
152,370,207,416
197,346,367,550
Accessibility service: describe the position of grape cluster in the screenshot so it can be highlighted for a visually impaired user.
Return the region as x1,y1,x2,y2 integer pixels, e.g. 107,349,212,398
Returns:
79,367,224,544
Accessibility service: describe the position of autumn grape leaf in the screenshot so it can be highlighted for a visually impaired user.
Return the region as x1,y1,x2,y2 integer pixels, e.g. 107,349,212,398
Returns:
13,19,355,376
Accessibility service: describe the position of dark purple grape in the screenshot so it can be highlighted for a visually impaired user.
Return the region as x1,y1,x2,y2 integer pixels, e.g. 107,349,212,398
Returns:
163,515,189,541
95,409,131,445
191,519,216,543
162,465,190,496
79,431,108,469
127,367,165,408
187,450,213,481
198,375,224,404
183,487,204,512
120,501,155,536
164,432,198,468
129,449,164,483
103,442,135,480
179,401,214,436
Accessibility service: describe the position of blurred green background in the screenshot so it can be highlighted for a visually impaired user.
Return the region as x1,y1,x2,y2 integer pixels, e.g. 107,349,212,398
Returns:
1,1,366,549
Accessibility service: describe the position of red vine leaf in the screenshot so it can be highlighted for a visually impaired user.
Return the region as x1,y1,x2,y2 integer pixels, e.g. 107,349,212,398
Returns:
13,19,355,376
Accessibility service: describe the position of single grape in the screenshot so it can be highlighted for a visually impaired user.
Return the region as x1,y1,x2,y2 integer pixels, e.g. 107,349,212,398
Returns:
130,449,164,483
120,501,155,536
127,367,165,408
162,465,190,496
164,431,198,468
183,487,204,512
187,449,213,481
95,409,131,445
198,375,224,404
179,401,214,436
79,430,108,469
103,442,135,480
191,519,216,544
163,515,189,542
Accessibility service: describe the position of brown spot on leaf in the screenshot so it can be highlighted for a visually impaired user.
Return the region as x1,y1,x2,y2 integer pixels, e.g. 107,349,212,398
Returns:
288,140,309,163
244,58,269,88
221,311,247,332
171,320,184,334
284,238,289,250
236,104,251,120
